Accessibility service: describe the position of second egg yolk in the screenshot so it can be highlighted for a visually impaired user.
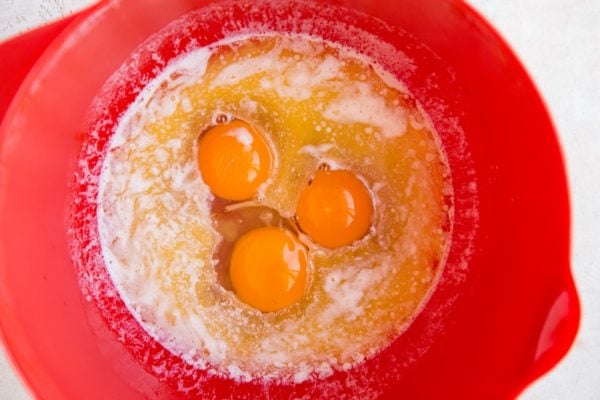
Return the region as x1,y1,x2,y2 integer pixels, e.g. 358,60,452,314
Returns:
229,227,309,312
296,169,374,248
198,119,273,201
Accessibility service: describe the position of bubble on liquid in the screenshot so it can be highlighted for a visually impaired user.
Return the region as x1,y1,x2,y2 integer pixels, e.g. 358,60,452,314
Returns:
213,112,231,125
318,163,331,171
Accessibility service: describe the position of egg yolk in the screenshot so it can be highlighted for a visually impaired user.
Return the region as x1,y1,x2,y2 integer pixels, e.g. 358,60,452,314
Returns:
229,227,309,312
198,119,273,201
296,169,374,248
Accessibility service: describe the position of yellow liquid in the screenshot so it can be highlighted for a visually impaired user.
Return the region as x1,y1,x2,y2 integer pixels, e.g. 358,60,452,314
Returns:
99,34,451,381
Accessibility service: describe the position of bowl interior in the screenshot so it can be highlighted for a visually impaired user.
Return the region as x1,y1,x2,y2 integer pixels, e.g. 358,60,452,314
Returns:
0,0,579,399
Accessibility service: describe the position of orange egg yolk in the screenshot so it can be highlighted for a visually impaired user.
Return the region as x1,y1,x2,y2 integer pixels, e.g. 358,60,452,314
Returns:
229,227,309,312
197,119,273,201
296,169,374,248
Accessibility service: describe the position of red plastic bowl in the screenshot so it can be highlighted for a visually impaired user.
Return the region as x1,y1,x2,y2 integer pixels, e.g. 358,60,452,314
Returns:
0,0,579,399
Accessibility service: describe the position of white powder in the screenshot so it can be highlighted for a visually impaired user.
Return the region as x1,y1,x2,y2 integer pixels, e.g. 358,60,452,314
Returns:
227,127,255,150
297,143,336,160
322,82,407,138
211,43,343,102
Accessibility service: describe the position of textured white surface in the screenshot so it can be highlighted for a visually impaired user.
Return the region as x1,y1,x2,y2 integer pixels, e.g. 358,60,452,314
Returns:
0,0,95,40
0,0,598,399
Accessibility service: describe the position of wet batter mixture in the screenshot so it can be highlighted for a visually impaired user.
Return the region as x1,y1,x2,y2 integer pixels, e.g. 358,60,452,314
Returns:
98,34,452,382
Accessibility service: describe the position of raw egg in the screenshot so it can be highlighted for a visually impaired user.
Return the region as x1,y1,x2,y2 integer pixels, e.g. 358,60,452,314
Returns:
197,119,273,201
296,169,374,248
229,227,309,312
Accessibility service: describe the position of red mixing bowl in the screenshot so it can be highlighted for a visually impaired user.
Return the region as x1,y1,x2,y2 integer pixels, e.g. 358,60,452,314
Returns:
0,0,580,399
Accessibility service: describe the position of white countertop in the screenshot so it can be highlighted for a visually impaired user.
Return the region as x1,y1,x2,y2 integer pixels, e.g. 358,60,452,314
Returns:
1,1,598,398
